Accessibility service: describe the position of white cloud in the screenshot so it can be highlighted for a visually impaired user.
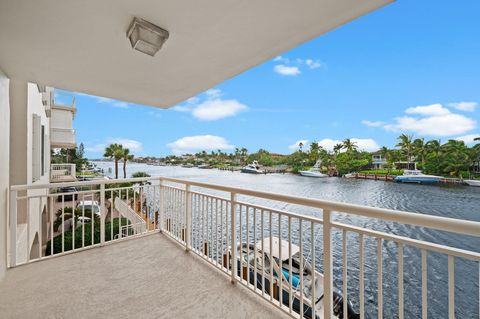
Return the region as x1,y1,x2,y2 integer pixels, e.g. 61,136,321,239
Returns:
192,99,248,121
167,135,234,155
85,138,143,154
405,103,451,116
384,113,476,137
371,103,478,137
305,59,321,69
318,138,380,152
448,101,477,112
273,56,290,63
362,120,385,127
273,65,301,76
173,89,248,121
455,134,480,144
288,140,309,151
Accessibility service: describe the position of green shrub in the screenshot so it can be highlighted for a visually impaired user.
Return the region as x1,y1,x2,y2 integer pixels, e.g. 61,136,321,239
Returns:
45,217,132,256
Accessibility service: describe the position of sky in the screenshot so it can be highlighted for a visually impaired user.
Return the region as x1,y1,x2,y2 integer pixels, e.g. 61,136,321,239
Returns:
59,0,480,158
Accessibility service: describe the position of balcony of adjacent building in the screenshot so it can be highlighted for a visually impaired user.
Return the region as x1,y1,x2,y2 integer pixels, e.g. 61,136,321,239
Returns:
50,90,76,149
50,163,77,183
3,176,480,319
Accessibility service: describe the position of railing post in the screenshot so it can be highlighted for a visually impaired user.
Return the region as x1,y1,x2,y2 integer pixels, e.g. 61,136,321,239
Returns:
230,192,237,284
185,184,191,251
9,189,17,267
159,178,164,233
100,184,105,246
323,209,333,318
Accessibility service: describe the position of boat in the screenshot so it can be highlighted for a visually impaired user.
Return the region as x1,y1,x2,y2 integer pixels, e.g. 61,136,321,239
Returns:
198,164,210,169
394,170,442,184
343,173,356,179
181,163,194,168
226,237,359,319
464,179,480,187
299,160,328,178
241,161,264,174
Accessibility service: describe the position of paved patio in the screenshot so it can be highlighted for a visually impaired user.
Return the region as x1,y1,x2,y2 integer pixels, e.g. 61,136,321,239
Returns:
0,233,291,319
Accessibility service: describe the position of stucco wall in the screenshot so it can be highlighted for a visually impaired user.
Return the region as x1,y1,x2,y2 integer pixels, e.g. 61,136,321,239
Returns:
0,68,10,280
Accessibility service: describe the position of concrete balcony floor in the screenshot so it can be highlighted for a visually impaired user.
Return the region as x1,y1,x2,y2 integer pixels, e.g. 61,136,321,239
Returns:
0,234,291,319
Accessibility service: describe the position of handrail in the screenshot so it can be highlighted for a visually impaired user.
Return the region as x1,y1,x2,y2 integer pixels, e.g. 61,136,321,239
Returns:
10,175,480,237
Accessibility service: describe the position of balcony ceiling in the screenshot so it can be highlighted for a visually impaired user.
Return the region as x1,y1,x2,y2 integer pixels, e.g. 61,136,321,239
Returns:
0,0,392,108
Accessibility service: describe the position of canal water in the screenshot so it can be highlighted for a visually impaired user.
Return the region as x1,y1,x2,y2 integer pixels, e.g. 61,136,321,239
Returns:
94,162,480,318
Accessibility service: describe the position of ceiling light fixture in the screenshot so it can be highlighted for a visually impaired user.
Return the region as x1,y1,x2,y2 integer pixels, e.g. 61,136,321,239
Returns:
127,17,169,57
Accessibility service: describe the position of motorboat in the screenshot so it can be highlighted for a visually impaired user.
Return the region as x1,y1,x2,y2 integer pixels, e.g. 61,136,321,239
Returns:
299,160,328,178
343,173,356,179
226,237,359,319
181,163,194,168
394,170,442,184
464,179,480,187
198,164,210,169
241,161,264,174
299,160,327,178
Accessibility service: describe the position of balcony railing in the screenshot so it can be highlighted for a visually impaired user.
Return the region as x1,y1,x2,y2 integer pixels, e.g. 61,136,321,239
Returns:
50,164,76,182
8,177,480,318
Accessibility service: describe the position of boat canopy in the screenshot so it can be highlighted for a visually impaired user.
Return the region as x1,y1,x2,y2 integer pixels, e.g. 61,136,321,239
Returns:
256,237,300,261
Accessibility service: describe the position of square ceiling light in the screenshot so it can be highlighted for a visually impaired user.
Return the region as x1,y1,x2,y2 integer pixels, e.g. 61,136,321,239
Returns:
127,17,169,57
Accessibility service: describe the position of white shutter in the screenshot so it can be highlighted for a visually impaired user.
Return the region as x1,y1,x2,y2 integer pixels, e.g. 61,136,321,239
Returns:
32,114,41,182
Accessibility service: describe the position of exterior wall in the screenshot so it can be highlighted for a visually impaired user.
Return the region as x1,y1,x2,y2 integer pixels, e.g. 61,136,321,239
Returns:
9,81,51,264
0,68,10,280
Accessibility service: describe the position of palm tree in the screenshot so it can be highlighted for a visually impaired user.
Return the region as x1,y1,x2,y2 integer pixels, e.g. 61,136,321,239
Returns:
440,140,471,177
342,139,358,153
413,138,426,167
298,142,304,152
396,134,414,162
379,146,391,165
104,143,124,179
333,143,343,156
122,148,134,178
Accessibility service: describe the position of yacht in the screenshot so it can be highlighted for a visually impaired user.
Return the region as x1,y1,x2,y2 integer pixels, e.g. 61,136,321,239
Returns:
299,160,328,178
394,170,442,184
227,237,359,319
464,179,480,187
241,161,264,174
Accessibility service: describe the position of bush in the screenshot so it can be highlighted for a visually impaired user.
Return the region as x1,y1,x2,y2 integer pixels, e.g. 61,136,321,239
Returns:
45,217,132,256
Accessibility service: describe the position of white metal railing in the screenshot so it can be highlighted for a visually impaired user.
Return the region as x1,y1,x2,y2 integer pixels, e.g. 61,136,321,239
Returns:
8,176,480,318
50,164,76,182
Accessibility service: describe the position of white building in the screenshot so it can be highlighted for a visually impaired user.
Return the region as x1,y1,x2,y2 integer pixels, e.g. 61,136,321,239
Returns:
0,1,479,319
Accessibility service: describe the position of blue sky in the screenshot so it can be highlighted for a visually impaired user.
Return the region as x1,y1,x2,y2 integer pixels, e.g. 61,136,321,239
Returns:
62,0,480,158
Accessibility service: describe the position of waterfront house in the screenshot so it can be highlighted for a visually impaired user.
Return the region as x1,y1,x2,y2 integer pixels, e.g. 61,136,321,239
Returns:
0,1,479,319
370,151,388,170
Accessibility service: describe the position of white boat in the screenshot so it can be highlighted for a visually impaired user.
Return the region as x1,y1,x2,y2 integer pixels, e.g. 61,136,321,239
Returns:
394,170,442,184
241,161,264,174
343,173,356,179
464,179,480,187
227,237,359,319
299,160,328,178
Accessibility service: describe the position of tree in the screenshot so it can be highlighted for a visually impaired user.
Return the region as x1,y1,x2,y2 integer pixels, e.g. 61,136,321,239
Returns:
396,134,414,162
475,137,480,141
122,148,134,178
104,144,124,179
333,143,343,156
342,139,358,153
439,140,471,177
298,142,304,152
413,138,426,168
131,171,151,178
